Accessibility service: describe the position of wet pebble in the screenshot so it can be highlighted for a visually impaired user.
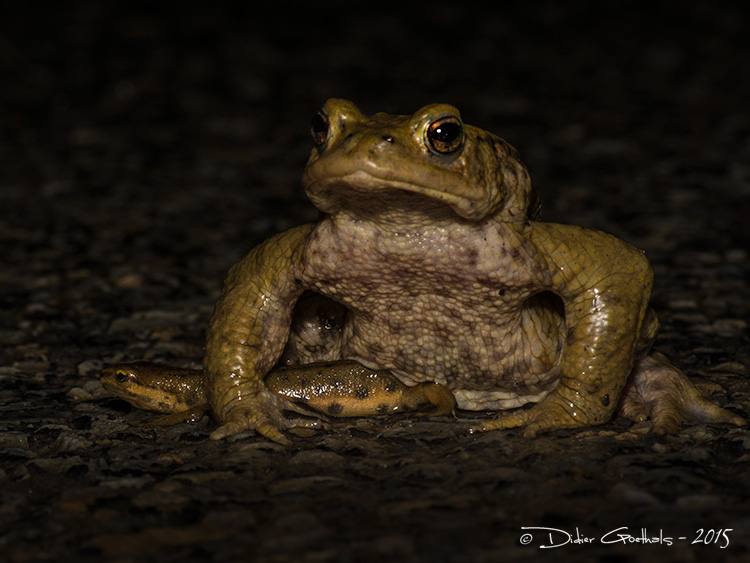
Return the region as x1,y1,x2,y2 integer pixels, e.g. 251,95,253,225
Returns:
609,482,660,505
53,431,93,453
0,432,30,449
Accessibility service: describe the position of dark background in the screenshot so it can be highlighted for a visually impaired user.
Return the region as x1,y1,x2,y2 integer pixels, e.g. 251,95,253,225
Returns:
2,2,749,561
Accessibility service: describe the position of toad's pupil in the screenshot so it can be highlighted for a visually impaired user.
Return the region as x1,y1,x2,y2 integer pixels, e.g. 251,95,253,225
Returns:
433,121,460,142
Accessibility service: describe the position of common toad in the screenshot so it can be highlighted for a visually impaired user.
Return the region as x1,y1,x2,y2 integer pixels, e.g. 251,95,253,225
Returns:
123,99,746,444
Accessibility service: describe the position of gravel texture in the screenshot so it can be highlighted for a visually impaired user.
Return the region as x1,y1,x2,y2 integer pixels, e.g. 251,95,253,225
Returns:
2,2,749,562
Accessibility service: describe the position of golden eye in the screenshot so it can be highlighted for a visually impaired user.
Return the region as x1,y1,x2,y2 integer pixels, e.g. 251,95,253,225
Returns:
310,109,330,146
426,116,464,154
115,369,131,383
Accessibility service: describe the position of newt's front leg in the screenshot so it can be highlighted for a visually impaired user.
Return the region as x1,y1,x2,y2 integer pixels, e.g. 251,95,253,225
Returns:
205,224,315,444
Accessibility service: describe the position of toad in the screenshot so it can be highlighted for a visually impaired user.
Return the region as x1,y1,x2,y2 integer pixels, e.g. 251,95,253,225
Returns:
110,99,745,444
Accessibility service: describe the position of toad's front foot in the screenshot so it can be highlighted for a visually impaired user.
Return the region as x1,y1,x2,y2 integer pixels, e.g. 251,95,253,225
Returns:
210,388,322,445
469,390,607,438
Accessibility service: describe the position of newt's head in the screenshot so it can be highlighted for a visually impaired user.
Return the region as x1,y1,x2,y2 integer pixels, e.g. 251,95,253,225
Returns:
100,362,205,413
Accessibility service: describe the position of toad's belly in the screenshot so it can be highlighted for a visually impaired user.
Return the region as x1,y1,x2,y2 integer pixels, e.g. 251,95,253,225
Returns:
341,311,562,411
450,384,556,411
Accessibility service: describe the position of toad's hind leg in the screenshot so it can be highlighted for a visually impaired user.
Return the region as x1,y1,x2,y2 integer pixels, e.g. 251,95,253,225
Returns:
618,351,745,433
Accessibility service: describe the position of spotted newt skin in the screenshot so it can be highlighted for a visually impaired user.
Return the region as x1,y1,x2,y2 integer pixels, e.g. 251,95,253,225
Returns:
100,360,456,426
109,99,744,444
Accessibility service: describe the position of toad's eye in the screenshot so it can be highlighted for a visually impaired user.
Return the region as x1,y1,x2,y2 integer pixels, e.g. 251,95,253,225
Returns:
310,110,330,146
426,116,464,154
115,369,131,383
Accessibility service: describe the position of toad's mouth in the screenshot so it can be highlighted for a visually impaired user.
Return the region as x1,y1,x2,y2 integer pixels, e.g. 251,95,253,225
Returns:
304,170,490,221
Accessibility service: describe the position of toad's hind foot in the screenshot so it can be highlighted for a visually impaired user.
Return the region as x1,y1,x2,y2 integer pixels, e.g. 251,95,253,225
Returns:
618,352,745,434
210,388,324,445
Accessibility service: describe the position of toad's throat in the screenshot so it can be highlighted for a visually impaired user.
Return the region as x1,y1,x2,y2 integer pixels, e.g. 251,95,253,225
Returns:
305,170,488,221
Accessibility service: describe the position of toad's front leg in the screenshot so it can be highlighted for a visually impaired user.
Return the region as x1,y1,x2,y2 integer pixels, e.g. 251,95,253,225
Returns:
474,224,654,437
205,225,315,444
